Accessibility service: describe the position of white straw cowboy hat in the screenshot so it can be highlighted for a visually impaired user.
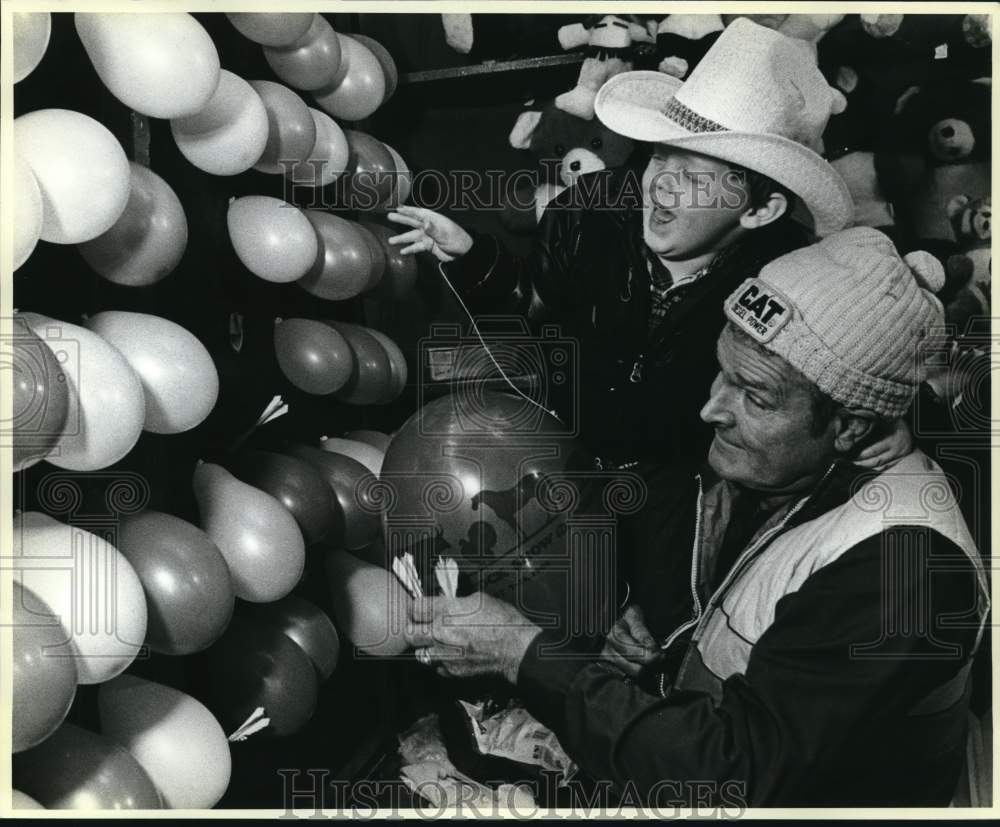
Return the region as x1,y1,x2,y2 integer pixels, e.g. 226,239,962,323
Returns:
594,17,853,236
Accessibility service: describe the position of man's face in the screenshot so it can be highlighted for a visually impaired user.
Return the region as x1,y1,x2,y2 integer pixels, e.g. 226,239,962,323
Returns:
641,146,750,260
700,325,836,493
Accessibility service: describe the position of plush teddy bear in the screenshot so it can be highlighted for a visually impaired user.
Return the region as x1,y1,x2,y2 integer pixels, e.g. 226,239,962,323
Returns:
654,14,724,79
555,15,653,120
939,194,991,332
875,78,991,249
947,195,991,292
503,102,635,229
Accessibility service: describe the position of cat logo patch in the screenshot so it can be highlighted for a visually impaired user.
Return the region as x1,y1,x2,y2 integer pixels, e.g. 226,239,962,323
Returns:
726,279,792,343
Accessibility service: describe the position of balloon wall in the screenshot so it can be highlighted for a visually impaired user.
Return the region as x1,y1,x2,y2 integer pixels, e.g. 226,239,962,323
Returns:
11,10,419,811
10,9,595,814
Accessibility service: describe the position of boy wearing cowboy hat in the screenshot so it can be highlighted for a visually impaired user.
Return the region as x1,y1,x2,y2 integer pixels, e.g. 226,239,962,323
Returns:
388,19,891,471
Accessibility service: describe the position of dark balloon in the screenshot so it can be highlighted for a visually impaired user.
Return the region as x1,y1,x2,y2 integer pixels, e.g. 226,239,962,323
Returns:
367,328,408,403
342,130,394,210
245,595,340,681
226,449,341,545
347,35,398,101
263,14,343,91
274,318,354,395
380,392,612,631
13,722,163,809
361,221,418,299
194,614,318,738
250,80,317,175
78,162,187,287
13,585,77,753
116,511,235,655
284,443,381,550
325,321,393,405
11,317,69,472
355,222,386,291
298,210,374,301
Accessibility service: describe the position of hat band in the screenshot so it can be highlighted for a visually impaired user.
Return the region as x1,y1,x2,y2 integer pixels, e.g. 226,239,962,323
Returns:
663,97,727,134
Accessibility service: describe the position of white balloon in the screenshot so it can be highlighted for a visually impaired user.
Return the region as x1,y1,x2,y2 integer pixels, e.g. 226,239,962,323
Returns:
75,12,220,119
326,552,409,657
20,313,145,471
99,675,231,809
227,196,318,284
171,70,269,176
318,436,384,476
13,154,43,270
15,109,130,244
84,311,219,435
13,512,148,685
13,12,51,83
313,35,385,122
292,108,349,187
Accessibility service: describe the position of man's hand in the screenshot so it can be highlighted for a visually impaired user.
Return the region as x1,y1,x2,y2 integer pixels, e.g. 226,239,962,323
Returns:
404,592,542,683
600,605,663,678
856,418,912,471
387,205,474,262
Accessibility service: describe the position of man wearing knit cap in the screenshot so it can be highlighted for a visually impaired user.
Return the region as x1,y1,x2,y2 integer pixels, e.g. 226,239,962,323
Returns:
405,228,990,806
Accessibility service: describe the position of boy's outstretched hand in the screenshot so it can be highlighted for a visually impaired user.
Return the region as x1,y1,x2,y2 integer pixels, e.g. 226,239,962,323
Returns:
387,205,474,262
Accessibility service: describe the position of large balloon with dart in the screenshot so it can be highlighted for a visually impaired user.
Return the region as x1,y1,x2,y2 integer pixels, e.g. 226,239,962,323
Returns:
380,391,627,639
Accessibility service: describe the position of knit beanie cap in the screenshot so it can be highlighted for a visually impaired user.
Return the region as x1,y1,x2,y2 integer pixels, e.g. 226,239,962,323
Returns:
723,227,946,418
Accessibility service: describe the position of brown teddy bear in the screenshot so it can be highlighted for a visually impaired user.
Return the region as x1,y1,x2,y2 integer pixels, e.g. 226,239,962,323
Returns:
504,102,635,229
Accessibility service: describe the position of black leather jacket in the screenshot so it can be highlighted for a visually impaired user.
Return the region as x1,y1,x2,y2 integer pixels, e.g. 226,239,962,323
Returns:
443,167,811,467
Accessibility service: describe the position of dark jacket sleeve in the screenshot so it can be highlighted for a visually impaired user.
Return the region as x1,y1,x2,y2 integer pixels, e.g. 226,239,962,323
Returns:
439,172,618,320
516,526,983,806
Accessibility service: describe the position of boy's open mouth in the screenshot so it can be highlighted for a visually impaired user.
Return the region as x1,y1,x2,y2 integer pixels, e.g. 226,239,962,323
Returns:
650,208,675,227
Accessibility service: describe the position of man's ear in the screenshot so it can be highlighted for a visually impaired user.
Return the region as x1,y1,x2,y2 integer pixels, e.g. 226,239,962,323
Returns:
738,192,789,230
832,408,878,454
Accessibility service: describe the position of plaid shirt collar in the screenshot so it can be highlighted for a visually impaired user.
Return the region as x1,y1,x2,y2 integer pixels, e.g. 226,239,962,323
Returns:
645,241,742,294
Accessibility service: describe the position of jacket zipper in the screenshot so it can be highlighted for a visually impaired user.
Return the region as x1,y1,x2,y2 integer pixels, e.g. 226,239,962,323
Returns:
656,475,706,692
657,464,836,698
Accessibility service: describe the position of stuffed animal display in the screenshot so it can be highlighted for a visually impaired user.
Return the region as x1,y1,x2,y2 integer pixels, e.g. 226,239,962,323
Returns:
654,15,724,79
876,78,991,248
940,194,991,332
